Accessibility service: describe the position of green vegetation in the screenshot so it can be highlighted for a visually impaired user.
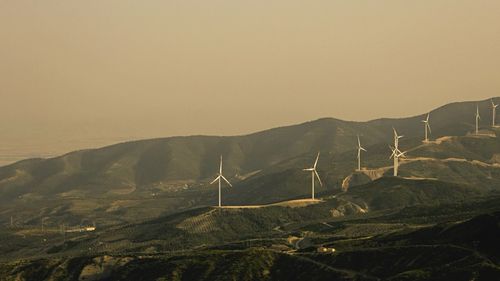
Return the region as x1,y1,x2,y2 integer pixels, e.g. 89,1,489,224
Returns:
1,99,500,280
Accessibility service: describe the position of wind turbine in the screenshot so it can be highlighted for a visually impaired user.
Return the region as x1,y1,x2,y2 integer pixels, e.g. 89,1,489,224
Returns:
475,105,481,135
390,145,406,177
210,155,232,207
422,113,432,142
390,128,406,177
357,136,367,171
393,128,403,147
492,100,498,127
303,152,323,200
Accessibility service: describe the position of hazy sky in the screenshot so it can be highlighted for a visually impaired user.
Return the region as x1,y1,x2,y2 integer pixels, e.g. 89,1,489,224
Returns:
1,1,500,163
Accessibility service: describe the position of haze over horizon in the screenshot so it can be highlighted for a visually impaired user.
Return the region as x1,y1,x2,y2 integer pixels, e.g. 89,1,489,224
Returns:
1,1,500,165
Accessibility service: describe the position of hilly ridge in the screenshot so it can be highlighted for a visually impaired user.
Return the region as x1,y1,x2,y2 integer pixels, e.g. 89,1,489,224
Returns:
0,98,499,229
0,97,498,201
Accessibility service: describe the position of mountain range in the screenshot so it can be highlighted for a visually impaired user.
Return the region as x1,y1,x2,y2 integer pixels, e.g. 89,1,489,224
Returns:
0,98,499,224
1,97,500,280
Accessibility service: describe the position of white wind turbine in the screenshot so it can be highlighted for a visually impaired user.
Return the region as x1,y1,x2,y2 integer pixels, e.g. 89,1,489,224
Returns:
210,155,232,207
422,113,432,142
303,152,323,200
475,105,481,135
393,128,403,148
390,145,406,177
357,136,367,171
390,128,406,177
492,100,498,127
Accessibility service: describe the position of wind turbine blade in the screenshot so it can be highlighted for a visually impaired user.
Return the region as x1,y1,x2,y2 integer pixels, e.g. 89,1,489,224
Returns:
389,146,396,159
314,170,323,187
219,155,223,174
313,152,320,169
221,175,232,187
361,147,367,152
357,136,361,147
426,113,430,122
210,176,221,185
427,123,432,134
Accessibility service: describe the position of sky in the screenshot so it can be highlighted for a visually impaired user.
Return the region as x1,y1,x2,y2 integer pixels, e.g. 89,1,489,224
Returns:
1,1,500,164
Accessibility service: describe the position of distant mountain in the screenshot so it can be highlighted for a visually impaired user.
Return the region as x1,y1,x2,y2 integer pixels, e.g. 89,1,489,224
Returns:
0,98,498,199
0,98,499,229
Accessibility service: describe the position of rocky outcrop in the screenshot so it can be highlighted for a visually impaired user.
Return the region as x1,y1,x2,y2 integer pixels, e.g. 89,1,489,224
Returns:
341,172,372,192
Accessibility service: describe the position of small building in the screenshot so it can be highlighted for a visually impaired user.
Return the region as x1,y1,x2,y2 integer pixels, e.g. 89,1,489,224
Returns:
65,226,96,233
317,246,336,253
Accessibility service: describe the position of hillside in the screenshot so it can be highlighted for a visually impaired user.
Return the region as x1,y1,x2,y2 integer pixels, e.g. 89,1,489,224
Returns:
0,98,498,202
0,176,492,262
1,193,499,280
0,98,499,230
224,133,500,206
309,211,500,281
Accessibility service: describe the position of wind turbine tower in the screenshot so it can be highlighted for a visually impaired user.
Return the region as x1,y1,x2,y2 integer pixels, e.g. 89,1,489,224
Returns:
210,156,232,207
357,136,367,171
303,152,323,200
41,217,48,232
492,100,498,127
390,128,406,177
476,105,481,135
422,113,432,142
